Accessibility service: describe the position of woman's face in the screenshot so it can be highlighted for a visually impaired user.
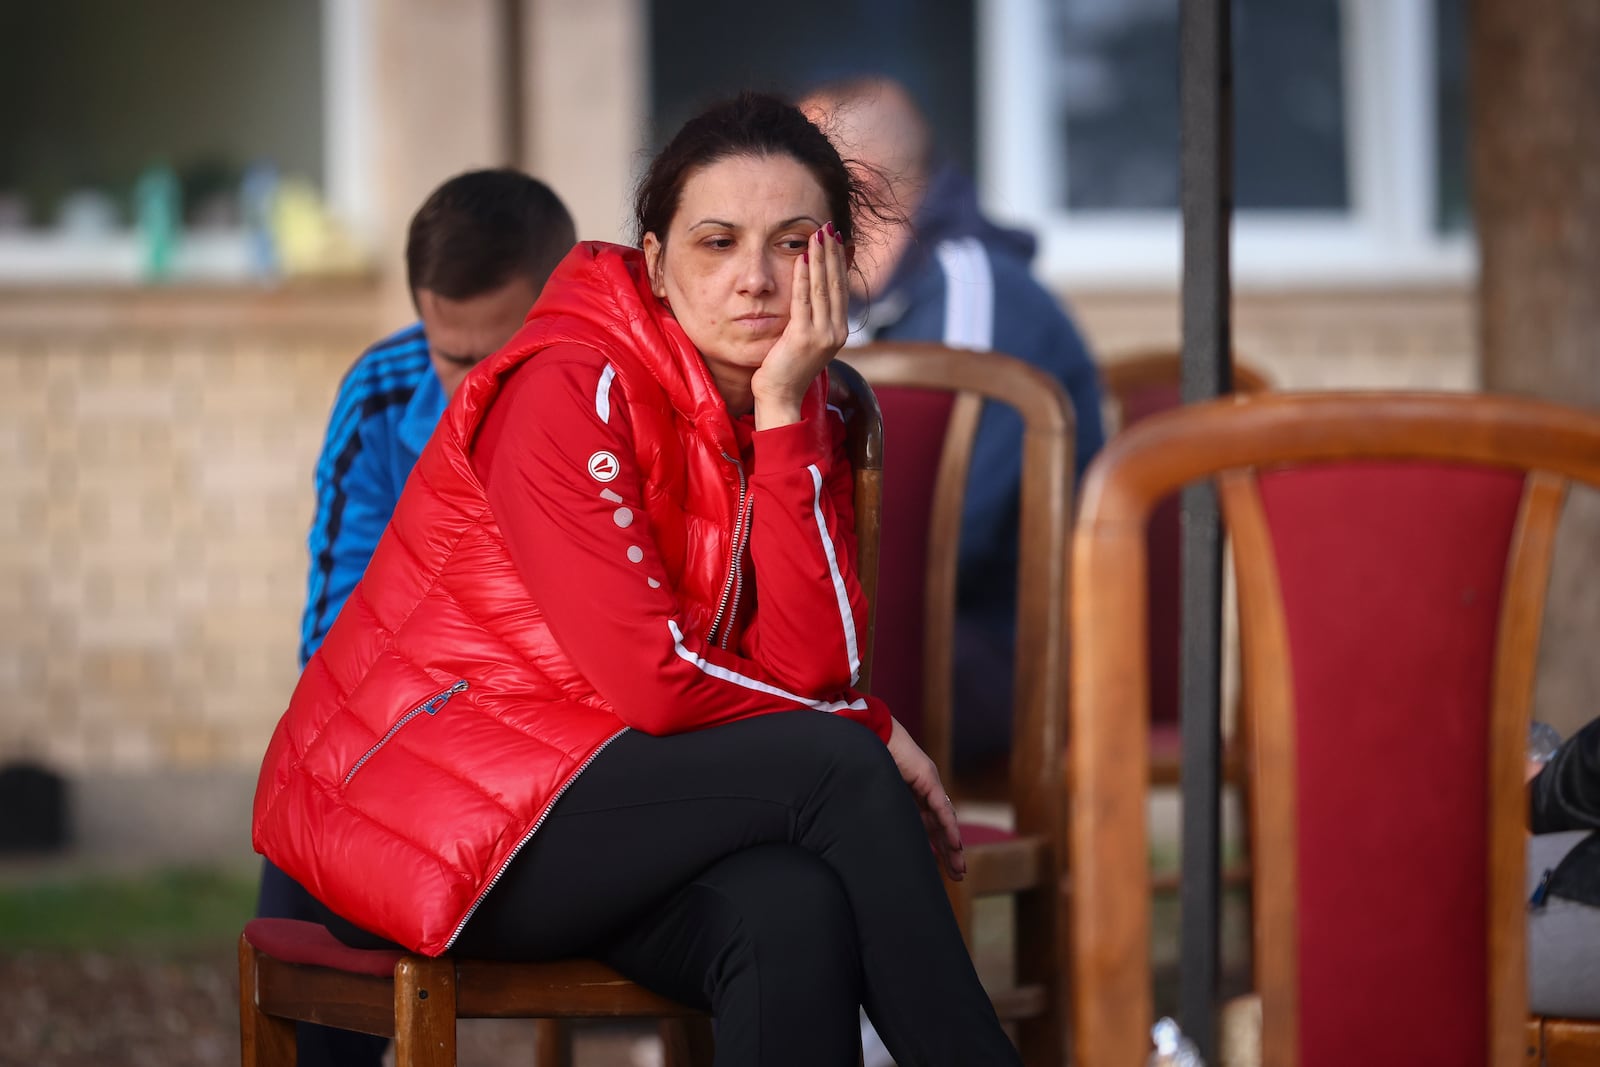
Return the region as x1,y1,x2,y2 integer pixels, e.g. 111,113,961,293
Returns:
643,154,833,388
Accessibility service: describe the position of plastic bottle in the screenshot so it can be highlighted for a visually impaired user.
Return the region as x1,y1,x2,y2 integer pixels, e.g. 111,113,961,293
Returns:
132,163,182,281
241,162,280,282
1528,721,1562,765
1148,1016,1205,1066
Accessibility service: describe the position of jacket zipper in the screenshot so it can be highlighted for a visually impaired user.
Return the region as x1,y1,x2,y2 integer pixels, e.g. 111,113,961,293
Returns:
342,680,468,786
704,450,749,650
445,726,630,950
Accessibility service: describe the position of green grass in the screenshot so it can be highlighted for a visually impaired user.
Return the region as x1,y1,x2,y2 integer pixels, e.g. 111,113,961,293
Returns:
0,866,258,953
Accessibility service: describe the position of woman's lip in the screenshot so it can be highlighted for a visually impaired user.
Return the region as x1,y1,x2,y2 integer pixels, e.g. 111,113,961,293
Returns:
735,314,777,322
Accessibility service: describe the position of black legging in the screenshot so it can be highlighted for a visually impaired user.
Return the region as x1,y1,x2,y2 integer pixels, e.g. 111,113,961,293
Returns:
322,712,1021,1067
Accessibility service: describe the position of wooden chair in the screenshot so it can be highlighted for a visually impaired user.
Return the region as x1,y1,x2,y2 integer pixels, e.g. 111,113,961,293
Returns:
1068,391,1600,1066
238,360,885,1067
1099,349,1270,786
844,341,1074,1067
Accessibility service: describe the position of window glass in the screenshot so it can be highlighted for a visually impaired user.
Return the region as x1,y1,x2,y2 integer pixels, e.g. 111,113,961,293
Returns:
648,0,977,178
0,1,323,232
1051,0,1349,213
1433,0,1470,233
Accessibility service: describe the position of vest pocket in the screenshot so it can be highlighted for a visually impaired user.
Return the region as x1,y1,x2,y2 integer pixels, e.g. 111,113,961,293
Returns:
343,680,469,786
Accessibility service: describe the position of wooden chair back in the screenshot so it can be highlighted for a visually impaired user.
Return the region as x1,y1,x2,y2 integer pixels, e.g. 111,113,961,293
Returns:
1069,391,1600,1067
842,342,1075,803
842,342,1075,1067
239,362,884,1067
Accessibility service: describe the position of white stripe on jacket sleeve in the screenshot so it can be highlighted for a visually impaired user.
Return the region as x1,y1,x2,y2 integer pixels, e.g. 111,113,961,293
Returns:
808,463,861,684
595,364,616,423
667,621,868,714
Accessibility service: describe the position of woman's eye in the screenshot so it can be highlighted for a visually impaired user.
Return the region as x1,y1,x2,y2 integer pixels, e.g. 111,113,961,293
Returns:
778,236,809,253
703,237,734,251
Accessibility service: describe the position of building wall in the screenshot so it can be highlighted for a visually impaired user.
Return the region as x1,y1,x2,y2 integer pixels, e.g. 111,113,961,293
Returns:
1079,284,1478,392
0,282,1479,791
0,285,379,786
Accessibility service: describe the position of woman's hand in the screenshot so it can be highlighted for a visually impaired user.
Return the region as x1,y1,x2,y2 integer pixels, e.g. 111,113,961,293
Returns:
751,223,850,430
886,716,966,881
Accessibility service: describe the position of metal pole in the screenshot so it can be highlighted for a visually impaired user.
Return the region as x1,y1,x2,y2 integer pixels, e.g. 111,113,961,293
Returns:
1177,0,1233,1058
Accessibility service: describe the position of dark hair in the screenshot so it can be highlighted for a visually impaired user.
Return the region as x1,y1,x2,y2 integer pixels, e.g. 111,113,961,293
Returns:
634,92,887,248
406,169,576,304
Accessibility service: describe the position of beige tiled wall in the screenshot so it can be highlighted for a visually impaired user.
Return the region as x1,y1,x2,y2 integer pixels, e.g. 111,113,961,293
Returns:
1072,284,1478,391
0,286,379,779
0,283,1480,783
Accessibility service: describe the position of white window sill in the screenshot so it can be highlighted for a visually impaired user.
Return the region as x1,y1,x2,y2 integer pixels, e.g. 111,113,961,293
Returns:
0,231,265,286
1007,215,1476,292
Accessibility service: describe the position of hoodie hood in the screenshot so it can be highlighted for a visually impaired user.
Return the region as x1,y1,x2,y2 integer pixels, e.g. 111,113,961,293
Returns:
874,162,1037,302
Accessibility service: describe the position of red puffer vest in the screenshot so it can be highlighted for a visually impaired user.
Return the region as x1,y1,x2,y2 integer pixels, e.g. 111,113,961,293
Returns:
253,242,788,955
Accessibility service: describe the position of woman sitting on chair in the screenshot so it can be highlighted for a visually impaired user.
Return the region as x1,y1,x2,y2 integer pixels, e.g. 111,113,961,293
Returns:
252,92,1021,1067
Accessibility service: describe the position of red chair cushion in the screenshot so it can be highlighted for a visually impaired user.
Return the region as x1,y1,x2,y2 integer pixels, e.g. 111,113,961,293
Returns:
957,821,1018,846
1258,462,1524,1067
244,917,407,977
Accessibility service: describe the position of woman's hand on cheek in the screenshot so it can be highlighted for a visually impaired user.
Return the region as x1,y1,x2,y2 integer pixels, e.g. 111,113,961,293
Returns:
751,223,850,429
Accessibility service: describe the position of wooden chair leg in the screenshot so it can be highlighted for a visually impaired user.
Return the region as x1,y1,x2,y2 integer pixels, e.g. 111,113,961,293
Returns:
393,956,457,1067
660,1017,715,1067
238,934,297,1067
533,1018,572,1067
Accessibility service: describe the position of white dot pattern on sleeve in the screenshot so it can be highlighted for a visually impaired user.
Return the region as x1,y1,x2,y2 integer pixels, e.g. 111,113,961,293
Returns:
627,545,644,564
613,507,634,528
647,577,661,588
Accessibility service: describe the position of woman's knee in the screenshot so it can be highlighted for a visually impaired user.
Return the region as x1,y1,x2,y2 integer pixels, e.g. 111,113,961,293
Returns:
703,845,860,976
785,712,902,788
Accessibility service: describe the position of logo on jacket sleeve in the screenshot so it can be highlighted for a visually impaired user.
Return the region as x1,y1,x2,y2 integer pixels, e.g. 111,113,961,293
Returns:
587,451,620,482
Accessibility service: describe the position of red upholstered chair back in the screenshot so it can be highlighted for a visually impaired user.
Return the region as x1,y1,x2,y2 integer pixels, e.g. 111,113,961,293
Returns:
1249,463,1522,1067
840,343,1074,811
867,386,957,744
1068,391,1600,1067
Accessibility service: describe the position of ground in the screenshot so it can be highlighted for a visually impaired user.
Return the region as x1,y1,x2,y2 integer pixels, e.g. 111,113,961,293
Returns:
0,864,657,1067
0,947,663,1067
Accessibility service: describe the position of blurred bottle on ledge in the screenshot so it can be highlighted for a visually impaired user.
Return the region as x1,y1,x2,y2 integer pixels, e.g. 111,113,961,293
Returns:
270,177,366,278
133,162,181,281
241,161,281,282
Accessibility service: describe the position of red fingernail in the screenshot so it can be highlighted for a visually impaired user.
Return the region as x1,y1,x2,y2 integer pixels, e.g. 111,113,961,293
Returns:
834,230,844,244
801,251,808,263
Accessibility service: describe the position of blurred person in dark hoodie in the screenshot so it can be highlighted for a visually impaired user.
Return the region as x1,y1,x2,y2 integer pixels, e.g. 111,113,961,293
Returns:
1527,716,1600,1018
799,77,1105,771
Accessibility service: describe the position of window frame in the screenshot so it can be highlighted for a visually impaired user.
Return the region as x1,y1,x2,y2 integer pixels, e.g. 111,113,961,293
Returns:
976,0,1473,288
0,0,374,286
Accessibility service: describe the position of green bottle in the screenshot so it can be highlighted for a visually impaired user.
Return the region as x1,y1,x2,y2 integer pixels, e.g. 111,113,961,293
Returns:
133,163,181,281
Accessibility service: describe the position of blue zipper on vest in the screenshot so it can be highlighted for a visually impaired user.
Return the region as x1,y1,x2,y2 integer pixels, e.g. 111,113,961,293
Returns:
705,450,749,650
342,680,469,786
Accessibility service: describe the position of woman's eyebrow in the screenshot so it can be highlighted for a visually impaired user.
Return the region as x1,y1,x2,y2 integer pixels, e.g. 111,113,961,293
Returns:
686,215,823,232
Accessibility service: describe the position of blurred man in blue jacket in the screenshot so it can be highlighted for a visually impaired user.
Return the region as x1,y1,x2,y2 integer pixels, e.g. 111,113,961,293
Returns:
801,78,1105,768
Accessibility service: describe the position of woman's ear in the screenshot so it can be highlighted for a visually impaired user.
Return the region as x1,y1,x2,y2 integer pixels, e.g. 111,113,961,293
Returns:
642,232,667,300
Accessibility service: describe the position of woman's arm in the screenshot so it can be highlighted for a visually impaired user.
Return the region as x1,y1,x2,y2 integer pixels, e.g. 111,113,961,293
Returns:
738,384,870,695
475,348,889,741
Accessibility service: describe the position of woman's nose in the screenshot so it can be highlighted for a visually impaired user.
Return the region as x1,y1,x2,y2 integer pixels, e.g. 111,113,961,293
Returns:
737,250,776,295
